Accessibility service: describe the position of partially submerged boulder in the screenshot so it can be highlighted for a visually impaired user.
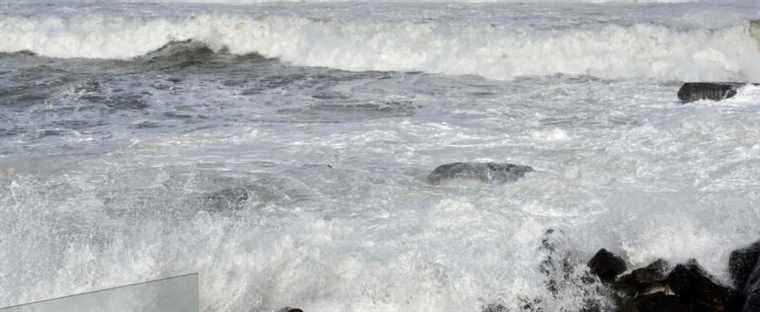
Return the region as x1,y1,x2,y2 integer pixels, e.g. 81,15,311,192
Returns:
588,249,627,284
730,240,760,291
427,162,533,185
202,187,249,212
616,259,671,297
621,292,687,312
666,260,736,311
677,82,747,103
740,242,760,312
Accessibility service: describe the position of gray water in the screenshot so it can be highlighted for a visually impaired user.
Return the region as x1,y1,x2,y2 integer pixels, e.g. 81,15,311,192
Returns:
2,2,760,312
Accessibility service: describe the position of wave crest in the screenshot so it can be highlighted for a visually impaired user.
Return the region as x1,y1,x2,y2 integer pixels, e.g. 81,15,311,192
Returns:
1,14,759,81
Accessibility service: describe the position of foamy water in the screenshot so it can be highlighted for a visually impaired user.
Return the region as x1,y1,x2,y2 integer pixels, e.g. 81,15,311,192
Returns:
1,1,760,312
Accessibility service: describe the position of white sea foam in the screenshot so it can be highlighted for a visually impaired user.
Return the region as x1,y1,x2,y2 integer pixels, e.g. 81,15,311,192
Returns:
2,2,760,312
2,14,760,81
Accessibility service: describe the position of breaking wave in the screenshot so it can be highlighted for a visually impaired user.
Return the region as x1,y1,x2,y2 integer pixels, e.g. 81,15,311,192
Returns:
1,14,759,81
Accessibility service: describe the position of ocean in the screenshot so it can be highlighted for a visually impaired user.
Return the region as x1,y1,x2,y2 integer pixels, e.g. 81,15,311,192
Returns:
1,0,760,311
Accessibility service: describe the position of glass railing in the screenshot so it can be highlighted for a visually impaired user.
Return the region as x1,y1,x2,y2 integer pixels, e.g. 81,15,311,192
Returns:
0,273,198,312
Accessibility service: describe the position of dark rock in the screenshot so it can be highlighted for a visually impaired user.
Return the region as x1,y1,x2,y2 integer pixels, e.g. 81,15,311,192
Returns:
621,293,688,312
615,259,671,297
276,307,303,312
742,258,760,312
427,162,533,185
588,249,627,283
482,303,509,312
139,39,217,68
667,260,735,312
677,82,746,103
538,229,574,295
730,241,760,290
203,187,249,212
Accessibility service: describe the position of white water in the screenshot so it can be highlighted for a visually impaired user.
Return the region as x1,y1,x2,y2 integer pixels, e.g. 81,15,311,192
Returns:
2,2,760,312
2,2,760,81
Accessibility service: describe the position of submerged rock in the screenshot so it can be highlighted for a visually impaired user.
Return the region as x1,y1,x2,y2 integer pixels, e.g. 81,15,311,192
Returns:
427,162,533,185
203,187,249,212
677,82,746,103
588,249,627,284
482,303,509,312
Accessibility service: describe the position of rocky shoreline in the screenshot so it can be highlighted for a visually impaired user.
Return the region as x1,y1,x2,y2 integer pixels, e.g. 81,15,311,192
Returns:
577,239,760,312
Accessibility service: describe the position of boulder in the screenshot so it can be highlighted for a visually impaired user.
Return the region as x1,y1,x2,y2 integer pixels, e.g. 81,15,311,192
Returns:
621,293,688,312
588,249,627,283
276,307,303,312
427,162,533,185
667,260,736,312
615,259,671,297
482,303,509,312
677,82,745,103
203,187,249,212
730,241,760,290
742,257,760,312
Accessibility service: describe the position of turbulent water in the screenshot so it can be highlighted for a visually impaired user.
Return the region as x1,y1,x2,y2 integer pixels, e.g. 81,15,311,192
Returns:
2,1,760,311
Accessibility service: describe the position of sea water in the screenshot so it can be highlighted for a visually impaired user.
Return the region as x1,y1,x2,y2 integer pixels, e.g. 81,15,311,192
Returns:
1,1,760,311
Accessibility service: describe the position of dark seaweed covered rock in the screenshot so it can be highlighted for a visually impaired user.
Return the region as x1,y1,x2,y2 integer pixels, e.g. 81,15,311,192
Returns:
588,249,627,284
616,259,670,297
427,162,533,185
730,241,760,291
667,260,736,312
677,82,745,103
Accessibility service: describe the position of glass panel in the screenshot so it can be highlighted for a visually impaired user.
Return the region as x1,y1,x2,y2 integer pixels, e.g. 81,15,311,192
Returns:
0,273,198,312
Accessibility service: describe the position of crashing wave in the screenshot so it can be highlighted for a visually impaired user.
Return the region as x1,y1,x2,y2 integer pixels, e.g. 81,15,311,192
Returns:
1,15,759,81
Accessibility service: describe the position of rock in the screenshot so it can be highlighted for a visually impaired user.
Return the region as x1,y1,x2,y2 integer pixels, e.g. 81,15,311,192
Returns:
621,293,688,312
139,39,217,68
730,241,760,290
677,82,745,103
427,162,533,185
742,257,760,312
588,249,627,283
276,307,303,312
615,259,671,297
482,303,509,312
203,187,249,212
667,260,735,312
538,229,574,295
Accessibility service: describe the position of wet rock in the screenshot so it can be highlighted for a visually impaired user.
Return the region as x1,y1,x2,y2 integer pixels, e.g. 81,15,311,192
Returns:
203,187,249,212
482,303,509,312
139,39,217,68
667,260,735,312
677,82,745,103
621,293,688,312
730,241,760,290
538,229,575,295
427,162,533,185
588,249,627,283
616,259,671,297
742,258,760,312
